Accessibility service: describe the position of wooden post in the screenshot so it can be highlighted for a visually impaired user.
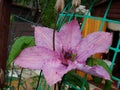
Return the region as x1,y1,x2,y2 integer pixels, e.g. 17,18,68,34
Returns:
0,0,12,88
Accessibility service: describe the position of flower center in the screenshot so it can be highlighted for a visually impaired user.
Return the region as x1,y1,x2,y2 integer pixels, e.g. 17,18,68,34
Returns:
64,52,72,59
61,49,77,66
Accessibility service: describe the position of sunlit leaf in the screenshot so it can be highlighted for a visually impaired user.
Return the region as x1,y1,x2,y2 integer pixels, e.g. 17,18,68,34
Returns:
7,36,35,66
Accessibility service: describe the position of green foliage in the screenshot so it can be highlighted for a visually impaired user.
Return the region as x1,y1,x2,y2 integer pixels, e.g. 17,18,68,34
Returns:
10,16,15,22
7,36,35,66
62,71,90,90
92,76,102,84
40,0,57,28
87,57,112,77
104,80,112,90
13,0,33,6
86,57,112,90
30,76,39,89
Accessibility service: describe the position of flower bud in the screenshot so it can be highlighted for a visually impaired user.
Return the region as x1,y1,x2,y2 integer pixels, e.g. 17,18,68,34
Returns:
72,0,81,7
55,0,64,12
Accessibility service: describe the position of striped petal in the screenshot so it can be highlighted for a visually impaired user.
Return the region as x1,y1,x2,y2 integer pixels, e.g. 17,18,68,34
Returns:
42,60,76,86
75,62,110,80
76,32,112,63
34,26,61,52
58,20,81,50
14,46,58,70
14,46,76,86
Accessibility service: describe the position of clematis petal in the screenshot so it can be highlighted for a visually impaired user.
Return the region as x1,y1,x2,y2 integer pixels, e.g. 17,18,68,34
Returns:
14,46,59,70
75,62,110,80
76,32,112,63
34,26,62,52
42,60,76,86
58,20,81,50
14,46,76,86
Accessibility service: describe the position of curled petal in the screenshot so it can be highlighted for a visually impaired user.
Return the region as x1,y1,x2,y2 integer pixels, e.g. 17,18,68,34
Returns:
75,62,110,80
14,46,58,70
76,32,112,63
55,0,64,12
58,20,81,50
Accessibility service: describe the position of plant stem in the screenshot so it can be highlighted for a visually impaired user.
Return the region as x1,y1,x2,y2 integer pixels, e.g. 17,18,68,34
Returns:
53,12,59,90
36,70,42,90
53,28,56,51
58,82,62,90
18,68,24,90
54,84,57,90
53,12,59,51
9,63,15,87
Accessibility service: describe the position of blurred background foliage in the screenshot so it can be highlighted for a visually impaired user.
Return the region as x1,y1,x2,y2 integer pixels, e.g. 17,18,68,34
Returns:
12,0,101,28
12,0,57,28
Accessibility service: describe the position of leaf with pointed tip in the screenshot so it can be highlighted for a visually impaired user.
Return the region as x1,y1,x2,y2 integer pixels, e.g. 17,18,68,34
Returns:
62,71,90,90
86,57,112,78
7,36,35,66
86,57,112,89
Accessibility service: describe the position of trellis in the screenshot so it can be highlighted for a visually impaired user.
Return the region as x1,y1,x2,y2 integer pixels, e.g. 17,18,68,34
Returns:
56,0,120,89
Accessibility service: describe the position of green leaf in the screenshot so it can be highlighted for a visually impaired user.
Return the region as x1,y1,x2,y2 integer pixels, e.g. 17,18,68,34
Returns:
86,57,112,88
62,71,90,90
87,57,112,77
7,36,35,66
92,76,102,84
104,80,112,90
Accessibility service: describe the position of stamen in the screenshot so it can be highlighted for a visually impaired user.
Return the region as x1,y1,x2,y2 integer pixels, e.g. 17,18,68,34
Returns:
61,49,76,66
71,53,77,61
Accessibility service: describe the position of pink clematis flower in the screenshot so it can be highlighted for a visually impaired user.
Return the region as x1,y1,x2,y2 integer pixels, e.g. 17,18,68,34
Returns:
14,20,112,86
